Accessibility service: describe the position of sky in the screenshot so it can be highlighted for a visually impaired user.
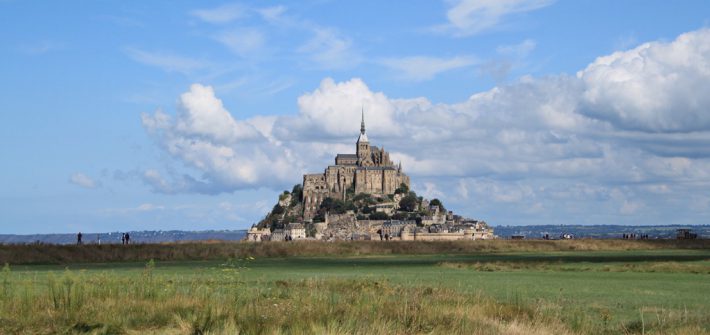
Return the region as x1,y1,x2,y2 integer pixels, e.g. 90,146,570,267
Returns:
2,0,710,234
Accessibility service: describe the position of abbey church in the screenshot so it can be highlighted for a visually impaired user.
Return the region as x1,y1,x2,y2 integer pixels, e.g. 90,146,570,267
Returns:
302,111,410,219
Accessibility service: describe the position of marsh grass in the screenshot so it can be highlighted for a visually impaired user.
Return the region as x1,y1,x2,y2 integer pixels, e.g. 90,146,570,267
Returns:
2,239,709,265
439,260,710,274
0,264,707,334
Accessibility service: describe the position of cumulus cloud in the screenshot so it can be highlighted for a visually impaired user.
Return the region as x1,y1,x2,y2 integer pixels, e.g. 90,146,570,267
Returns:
141,84,301,194
579,28,710,132
434,0,555,36
69,173,98,189
141,28,710,225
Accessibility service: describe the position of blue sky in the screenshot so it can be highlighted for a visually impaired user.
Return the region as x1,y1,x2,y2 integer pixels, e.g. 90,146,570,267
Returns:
2,0,710,234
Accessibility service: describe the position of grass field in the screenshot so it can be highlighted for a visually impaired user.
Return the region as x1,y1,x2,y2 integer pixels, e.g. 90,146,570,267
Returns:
1,241,709,334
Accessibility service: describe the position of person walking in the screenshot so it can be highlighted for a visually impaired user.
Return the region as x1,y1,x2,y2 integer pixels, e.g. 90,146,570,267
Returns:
121,233,126,245
125,233,130,245
77,232,83,245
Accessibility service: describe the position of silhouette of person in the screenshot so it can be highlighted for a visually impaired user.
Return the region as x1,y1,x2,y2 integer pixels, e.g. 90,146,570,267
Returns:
77,232,82,245
125,233,130,244
121,233,126,245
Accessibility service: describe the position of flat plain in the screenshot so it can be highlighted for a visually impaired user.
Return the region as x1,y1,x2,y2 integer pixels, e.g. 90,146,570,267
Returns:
1,240,708,334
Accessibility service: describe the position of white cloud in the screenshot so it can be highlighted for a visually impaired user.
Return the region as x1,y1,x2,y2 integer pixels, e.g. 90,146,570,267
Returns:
124,47,207,74
213,28,265,57
497,39,536,57
137,203,165,211
191,3,247,24
435,0,555,36
257,5,287,24
579,28,710,132
141,84,301,194
298,27,361,70
418,182,444,200
69,173,98,189
16,40,63,55
379,55,477,81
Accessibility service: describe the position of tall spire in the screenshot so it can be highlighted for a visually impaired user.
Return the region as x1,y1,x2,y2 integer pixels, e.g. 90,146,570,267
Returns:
357,104,369,143
360,105,366,135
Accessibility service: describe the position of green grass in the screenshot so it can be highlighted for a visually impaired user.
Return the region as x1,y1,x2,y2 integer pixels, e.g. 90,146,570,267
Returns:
1,247,709,334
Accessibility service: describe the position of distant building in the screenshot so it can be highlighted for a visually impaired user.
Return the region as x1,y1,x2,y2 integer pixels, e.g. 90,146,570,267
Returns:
246,227,271,242
285,223,306,240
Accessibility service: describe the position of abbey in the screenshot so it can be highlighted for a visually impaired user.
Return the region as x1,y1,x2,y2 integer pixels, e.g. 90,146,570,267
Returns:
302,111,410,219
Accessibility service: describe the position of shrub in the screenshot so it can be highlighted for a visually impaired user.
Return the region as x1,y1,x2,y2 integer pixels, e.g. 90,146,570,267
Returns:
271,204,285,215
430,198,446,212
399,194,419,212
369,212,390,220
394,183,409,194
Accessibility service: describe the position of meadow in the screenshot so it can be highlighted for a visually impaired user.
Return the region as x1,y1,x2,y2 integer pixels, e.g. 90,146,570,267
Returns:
0,240,708,334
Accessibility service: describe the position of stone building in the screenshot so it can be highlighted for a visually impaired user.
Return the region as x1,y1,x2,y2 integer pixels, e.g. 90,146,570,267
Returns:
285,223,306,240
302,111,410,219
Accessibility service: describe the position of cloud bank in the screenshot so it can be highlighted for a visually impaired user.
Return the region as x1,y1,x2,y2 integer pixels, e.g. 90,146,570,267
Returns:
141,28,710,223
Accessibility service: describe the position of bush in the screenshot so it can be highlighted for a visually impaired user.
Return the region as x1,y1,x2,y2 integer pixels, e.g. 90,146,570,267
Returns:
369,212,390,220
394,183,409,194
353,193,370,202
399,194,419,212
318,197,355,215
271,204,285,215
391,212,408,220
290,184,303,205
430,198,446,212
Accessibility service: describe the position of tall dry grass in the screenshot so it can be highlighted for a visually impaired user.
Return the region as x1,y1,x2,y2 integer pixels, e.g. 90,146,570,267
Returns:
1,239,708,265
0,261,706,334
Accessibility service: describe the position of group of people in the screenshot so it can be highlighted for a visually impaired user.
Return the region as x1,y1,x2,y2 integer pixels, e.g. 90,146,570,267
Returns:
376,229,391,241
622,233,649,239
76,232,131,245
121,233,131,245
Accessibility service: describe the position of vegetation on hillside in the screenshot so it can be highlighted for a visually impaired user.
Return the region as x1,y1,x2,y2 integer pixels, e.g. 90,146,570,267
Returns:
257,182,445,229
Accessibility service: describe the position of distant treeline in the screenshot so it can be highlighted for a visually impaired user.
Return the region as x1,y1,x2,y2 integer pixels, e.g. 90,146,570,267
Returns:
1,239,708,265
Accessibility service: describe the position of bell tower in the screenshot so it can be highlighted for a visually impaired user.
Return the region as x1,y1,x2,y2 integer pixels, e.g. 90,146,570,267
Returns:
356,108,372,166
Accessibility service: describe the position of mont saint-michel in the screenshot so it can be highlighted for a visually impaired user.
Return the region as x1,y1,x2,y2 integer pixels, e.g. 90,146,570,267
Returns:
302,111,410,220
248,112,493,242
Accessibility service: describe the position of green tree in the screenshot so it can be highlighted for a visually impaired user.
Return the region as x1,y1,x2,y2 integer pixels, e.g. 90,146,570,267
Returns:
394,183,409,194
399,194,419,212
430,198,446,212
